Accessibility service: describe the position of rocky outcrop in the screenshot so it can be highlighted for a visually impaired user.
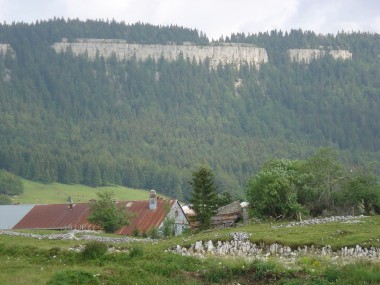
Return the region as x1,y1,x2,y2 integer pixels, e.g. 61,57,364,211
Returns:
0,44,15,57
52,39,268,69
170,232,380,260
288,48,352,63
0,44,9,55
0,44,13,82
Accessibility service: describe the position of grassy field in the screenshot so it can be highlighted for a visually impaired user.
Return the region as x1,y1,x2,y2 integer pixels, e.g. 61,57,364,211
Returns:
3,180,380,284
11,180,162,204
0,216,379,284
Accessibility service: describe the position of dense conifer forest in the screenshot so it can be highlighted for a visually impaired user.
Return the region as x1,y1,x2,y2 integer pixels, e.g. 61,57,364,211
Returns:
0,19,379,200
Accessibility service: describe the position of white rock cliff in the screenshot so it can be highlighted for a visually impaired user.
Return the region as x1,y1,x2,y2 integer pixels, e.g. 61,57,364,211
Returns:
0,44,14,57
52,39,269,69
288,48,352,64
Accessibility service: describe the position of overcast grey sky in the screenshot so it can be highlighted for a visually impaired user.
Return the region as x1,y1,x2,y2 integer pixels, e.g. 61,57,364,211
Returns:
1,0,379,39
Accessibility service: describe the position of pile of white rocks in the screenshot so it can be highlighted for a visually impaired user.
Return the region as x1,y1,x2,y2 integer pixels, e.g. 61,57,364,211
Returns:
0,230,151,243
170,232,380,260
67,244,130,253
273,215,367,229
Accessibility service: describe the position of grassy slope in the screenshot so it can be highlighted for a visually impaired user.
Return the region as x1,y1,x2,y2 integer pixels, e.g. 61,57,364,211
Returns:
12,179,163,204
3,180,380,284
0,216,379,284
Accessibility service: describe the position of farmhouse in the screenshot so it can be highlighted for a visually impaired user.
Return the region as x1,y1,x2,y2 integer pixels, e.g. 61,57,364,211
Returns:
211,201,245,228
0,190,189,236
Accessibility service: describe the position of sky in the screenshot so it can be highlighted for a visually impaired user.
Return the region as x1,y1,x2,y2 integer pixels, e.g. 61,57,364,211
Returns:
0,0,379,39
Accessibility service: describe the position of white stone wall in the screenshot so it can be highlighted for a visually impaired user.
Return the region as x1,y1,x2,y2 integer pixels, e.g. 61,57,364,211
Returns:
52,39,268,69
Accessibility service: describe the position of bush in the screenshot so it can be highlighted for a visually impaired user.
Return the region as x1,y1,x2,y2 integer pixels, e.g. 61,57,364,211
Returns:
47,270,100,285
251,260,279,281
163,218,174,238
47,247,61,257
324,267,340,282
132,226,140,237
150,227,159,239
82,241,108,259
129,246,143,258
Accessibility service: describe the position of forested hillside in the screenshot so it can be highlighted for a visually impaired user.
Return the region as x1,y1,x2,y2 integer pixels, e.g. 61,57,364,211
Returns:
0,19,379,200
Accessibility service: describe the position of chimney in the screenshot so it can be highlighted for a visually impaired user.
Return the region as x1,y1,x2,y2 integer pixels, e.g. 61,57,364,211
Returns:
149,190,157,210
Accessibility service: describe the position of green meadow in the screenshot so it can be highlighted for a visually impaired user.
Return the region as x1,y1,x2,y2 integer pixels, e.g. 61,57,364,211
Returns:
2,180,379,284
12,180,159,204
1,216,379,284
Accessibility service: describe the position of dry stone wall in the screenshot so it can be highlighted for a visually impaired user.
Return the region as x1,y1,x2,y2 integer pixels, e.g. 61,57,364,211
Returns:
52,39,268,69
288,48,352,63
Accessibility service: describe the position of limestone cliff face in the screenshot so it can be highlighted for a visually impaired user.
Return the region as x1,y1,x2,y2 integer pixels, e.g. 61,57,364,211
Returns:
0,44,14,82
52,39,268,68
0,44,15,57
288,49,352,64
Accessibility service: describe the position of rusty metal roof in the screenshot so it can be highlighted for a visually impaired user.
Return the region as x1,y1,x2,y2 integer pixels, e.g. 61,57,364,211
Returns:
12,199,176,234
13,203,98,230
116,199,176,235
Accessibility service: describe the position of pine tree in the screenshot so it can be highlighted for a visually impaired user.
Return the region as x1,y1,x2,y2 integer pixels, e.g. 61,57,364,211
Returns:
189,166,218,230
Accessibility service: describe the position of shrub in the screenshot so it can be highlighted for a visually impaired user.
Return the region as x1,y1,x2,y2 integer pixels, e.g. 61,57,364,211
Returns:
129,246,143,258
150,227,159,239
324,266,340,282
82,241,108,260
47,270,100,285
251,260,278,281
48,247,61,257
204,266,233,283
132,226,140,237
163,218,175,238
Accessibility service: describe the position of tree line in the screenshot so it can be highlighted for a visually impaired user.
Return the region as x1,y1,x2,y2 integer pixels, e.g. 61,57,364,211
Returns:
189,149,380,230
247,148,380,220
0,20,379,200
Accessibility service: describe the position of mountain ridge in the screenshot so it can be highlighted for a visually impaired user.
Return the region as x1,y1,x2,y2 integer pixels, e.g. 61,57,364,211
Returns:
0,20,379,200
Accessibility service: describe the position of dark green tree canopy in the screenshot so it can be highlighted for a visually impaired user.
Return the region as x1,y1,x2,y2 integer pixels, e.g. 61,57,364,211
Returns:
189,166,218,229
246,159,306,220
0,20,379,201
339,168,380,214
247,149,380,220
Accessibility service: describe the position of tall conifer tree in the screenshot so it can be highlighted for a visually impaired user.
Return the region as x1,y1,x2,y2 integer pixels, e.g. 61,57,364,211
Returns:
189,166,217,229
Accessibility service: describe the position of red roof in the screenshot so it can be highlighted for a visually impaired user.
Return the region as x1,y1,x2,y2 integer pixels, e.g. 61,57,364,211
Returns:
116,199,176,235
12,199,176,235
13,203,98,230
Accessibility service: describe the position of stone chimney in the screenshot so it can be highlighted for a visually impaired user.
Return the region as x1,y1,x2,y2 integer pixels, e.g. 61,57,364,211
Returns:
149,190,157,210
